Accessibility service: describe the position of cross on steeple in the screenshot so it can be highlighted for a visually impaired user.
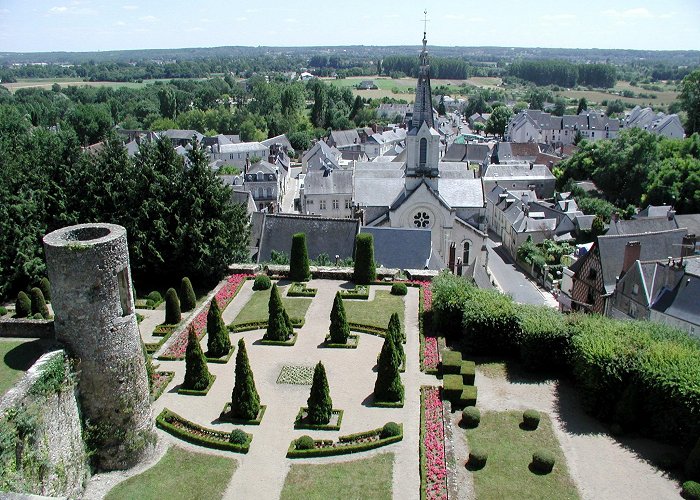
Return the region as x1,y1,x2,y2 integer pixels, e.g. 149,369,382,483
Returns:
422,10,429,47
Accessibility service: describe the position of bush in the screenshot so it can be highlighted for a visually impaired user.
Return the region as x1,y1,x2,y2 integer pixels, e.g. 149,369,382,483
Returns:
0,306,6,316
39,277,51,302
353,233,376,285
461,406,481,428
683,481,700,500
467,448,488,470
164,288,181,325
230,339,260,420
290,233,311,282
329,292,350,344
518,305,571,372
15,291,31,318
229,429,248,445
307,361,333,424
295,435,315,450
442,350,462,374
380,421,401,438
460,361,476,385
264,284,293,342
523,409,540,430
531,450,555,473
207,298,231,358
30,287,50,319
147,291,162,303
391,283,407,296
180,277,197,312
459,386,478,408
374,331,404,403
183,327,212,391
252,274,271,291
443,374,464,402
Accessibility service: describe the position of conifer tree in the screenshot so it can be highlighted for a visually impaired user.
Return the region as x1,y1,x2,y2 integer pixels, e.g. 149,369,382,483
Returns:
180,277,197,312
30,287,50,319
165,287,181,325
374,333,404,402
307,361,333,424
290,233,311,282
183,327,211,390
231,339,261,420
329,292,350,344
15,291,31,318
387,312,405,366
265,284,292,341
207,298,231,357
39,277,51,302
353,233,376,285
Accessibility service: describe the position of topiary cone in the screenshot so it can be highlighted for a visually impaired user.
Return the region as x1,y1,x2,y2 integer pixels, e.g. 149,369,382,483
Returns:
290,232,311,282
329,292,350,344
183,327,211,390
180,277,197,312
265,284,292,341
39,277,51,303
231,339,260,420
307,361,332,424
353,233,376,285
165,288,181,325
30,287,50,319
374,333,404,402
387,312,405,366
207,298,231,357
15,291,31,318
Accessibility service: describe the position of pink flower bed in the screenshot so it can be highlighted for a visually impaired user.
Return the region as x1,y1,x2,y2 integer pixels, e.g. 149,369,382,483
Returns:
422,386,447,500
408,280,439,371
159,274,251,359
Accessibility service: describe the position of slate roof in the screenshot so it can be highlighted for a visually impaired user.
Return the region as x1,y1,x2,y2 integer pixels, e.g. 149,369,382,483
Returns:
329,129,361,148
651,257,700,327
219,141,268,154
437,178,484,208
483,163,555,181
353,164,405,207
257,214,359,263
443,143,491,163
635,204,673,219
303,169,353,196
607,217,678,236
360,226,434,270
162,129,204,141
675,214,700,239
262,134,294,152
303,141,341,171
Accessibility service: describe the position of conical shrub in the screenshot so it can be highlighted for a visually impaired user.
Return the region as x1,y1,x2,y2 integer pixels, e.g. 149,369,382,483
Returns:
387,313,405,367
30,287,50,319
353,233,376,285
231,339,260,420
183,327,211,390
180,277,197,312
265,284,292,341
329,292,350,344
374,333,404,402
207,298,231,357
307,361,333,424
39,277,51,303
165,288,181,325
15,291,31,318
290,233,311,282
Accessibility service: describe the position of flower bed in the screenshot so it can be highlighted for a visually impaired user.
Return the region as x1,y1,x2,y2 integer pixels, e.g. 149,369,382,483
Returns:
156,408,251,453
276,365,315,385
153,324,177,337
145,330,173,355
151,371,175,401
294,408,344,431
158,274,251,360
421,386,447,500
412,280,439,374
287,424,403,458
229,317,304,333
287,282,317,297
339,285,370,300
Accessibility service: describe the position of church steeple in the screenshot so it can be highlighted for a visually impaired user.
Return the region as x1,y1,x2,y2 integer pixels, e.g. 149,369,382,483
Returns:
411,13,434,131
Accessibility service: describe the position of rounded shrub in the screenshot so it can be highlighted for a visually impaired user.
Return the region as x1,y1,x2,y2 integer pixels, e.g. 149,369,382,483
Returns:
461,406,481,429
30,287,50,319
32,313,44,320
380,422,401,439
523,409,541,430
295,435,315,450
683,481,700,500
147,291,162,303
145,299,155,308
180,277,197,312
229,429,248,445
39,277,51,302
531,450,555,474
467,448,488,470
164,288,181,325
391,282,408,296
15,291,31,318
252,274,271,291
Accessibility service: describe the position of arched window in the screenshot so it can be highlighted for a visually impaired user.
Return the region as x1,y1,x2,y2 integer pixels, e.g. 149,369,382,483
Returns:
463,241,470,264
419,138,427,167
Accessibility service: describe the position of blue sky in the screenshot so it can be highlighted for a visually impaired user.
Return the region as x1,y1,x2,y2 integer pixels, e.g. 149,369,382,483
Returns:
0,0,698,53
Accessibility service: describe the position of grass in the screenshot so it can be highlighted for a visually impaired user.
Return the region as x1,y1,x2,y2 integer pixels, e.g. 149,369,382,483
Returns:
230,287,312,325
280,452,393,500
554,80,679,109
323,76,483,103
0,340,47,396
344,289,404,331
465,411,579,500
105,445,236,500
4,77,203,93
475,360,508,380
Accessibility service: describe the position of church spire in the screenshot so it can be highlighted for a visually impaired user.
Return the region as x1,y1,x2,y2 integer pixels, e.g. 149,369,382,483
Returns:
411,10,434,130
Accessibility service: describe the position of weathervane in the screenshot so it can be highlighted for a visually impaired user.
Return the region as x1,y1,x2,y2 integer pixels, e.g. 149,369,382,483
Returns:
422,10,429,37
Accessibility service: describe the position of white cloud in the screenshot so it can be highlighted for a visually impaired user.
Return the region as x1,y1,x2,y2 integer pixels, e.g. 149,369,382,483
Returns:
0,8,10,15
123,5,138,10
603,7,653,19
138,15,157,22
49,6,68,13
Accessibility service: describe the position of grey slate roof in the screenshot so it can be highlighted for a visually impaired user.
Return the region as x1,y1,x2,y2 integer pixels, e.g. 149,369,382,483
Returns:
360,227,434,270
329,129,361,148
262,134,294,151
303,169,353,196
675,214,700,238
607,217,678,235
437,178,484,208
257,214,359,263
651,258,700,327
483,163,555,181
443,143,491,163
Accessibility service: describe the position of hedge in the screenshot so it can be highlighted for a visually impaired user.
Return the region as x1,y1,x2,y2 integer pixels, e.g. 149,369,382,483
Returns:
443,374,463,402
259,331,299,346
294,408,343,431
324,334,359,349
460,361,476,385
441,350,462,375
347,322,386,337
683,481,700,500
178,374,216,396
339,285,370,300
229,318,304,333
286,423,403,458
287,282,317,297
220,403,266,425
459,385,478,409
156,408,251,453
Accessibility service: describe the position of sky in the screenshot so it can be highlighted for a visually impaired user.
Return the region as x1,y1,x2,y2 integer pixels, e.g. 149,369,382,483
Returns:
0,0,699,53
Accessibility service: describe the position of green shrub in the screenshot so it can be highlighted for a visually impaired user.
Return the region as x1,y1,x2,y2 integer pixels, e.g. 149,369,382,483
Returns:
32,313,44,319
180,277,197,312
353,233,376,285
329,292,350,344
39,277,51,302
252,274,271,290
374,331,404,403
461,406,481,428
0,306,6,316
380,421,401,438
462,287,520,355
443,374,463,402
207,298,231,358
164,288,181,325
183,327,212,391
468,448,488,470
518,305,571,372
459,385,478,408
442,350,462,374
391,283,407,296
683,481,700,500
531,450,555,473
460,360,476,385
295,435,315,450
230,339,260,420
264,284,293,342
307,361,333,425
431,271,474,337
30,287,50,319
145,299,155,308
229,429,248,445
15,291,31,318
290,233,311,282
387,312,405,365
523,409,540,430
686,438,700,480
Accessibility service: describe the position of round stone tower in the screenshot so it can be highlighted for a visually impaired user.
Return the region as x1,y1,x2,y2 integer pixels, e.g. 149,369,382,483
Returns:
43,223,154,470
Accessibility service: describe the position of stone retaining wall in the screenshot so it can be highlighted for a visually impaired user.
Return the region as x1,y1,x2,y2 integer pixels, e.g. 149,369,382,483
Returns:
0,318,55,339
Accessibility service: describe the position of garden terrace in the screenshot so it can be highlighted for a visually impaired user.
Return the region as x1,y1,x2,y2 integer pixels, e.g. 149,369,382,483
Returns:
228,284,312,330
344,289,405,334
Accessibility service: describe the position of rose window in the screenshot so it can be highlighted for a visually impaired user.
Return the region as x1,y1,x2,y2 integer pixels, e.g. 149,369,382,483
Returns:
413,211,431,228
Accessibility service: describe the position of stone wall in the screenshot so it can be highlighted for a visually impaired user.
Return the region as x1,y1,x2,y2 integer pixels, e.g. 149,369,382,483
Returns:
0,318,54,339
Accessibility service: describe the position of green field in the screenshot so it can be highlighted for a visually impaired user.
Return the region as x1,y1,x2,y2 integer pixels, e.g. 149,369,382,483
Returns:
0,340,47,396
3,77,201,93
343,289,405,331
230,287,312,325
554,80,679,108
323,76,484,102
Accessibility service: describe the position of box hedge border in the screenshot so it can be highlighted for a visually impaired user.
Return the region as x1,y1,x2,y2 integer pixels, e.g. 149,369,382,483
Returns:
206,346,235,364
229,318,304,333
156,408,251,454
324,334,360,349
286,423,403,458
294,408,344,431
177,374,216,396
220,403,266,425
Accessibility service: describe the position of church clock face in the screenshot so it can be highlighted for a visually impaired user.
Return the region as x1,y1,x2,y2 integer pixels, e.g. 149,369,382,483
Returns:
413,211,431,228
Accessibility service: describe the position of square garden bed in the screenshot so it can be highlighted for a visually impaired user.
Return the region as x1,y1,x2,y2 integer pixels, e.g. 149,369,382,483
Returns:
177,374,216,396
294,408,344,431
323,334,359,349
206,346,235,364
220,403,266,425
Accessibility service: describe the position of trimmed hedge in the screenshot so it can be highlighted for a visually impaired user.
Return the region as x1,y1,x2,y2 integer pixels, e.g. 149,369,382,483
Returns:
381,422,401,438
391,283,408,296
686,437,700,480
287,282,316,297
531,450,555,474
180,277,197,312
683,481,700,500
460,361,476,385
178,374,216,396
15,291,31,318
443,374,463,402
290,233,311,282
259,331,299,346
229,318,304,333
339,285,370,300
294,408,343,431
523,409,540,430
353,233,376,285
459,385,478,408
461,406,480,428
156,408,251,453
252,274,271,290
295,435,315,450
441,350,462,375
286,424,403,458
220,403,266,425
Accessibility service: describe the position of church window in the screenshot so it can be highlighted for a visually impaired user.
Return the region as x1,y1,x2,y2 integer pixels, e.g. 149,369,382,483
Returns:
413,211,430,228
463,242,470,264
419,138,427,167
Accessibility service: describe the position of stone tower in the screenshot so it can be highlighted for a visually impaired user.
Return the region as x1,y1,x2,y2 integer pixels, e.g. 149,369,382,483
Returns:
43,223,154,471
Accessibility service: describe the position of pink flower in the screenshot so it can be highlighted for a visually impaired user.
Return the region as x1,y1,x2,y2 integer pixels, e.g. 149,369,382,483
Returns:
422,386,447,499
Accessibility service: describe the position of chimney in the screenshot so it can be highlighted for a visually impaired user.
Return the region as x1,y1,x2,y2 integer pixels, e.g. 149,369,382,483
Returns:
682,234,696,258
611,212,619,223
621,241,641,275
667,209,676,221
245,158,250,175
268,154,276,164
371,123,378,133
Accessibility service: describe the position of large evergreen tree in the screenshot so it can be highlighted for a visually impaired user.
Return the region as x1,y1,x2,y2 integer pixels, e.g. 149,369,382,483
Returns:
374,332,404,402
307,361,333,424
164,287,181,325
207,298,231,357
353,233,376,285
183,327,212,390
329,292,350,344
230,339,261,420
289,232,311,282
180,277,197,312
265,284,293,341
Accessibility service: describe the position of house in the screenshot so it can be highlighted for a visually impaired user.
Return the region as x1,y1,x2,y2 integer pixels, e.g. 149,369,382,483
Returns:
376,103,413,124
468,113,489,127
240,160,281,212
505,109,619,145
300,168,353,217
357,80,378,90
302,141,342,174
442,143,491,165
209,141,270,169
159,129,204,147
491,142,562,167
299,71,315,81
481,162,556,200
623,106,685,139
364,128,406,159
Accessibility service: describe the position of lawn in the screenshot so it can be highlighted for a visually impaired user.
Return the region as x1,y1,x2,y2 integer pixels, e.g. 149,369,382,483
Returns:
465,411,579,500
280,452,393,500
344,289,405,330
0,340,47,396
105,446,236,500
230,287,312,325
